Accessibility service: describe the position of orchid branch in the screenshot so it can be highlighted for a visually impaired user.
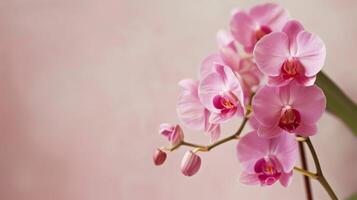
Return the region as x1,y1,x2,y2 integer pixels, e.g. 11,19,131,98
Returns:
164,109,251,153
305,138,338,200
294,167,318,179
163,94,254,154
293,138,339,200
299,142,313,200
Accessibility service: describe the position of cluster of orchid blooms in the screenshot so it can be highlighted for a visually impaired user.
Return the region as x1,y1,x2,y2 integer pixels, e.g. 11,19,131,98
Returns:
153,3,328,189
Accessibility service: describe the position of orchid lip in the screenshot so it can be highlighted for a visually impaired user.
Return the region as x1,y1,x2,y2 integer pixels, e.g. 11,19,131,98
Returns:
279,108,301,132
254,156,282,186
213,92,240,113
255,25,272,41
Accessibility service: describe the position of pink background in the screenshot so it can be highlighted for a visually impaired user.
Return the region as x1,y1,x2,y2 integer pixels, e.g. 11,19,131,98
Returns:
1,0,356,199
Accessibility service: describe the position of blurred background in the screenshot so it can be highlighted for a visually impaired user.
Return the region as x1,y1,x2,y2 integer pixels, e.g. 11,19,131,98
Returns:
0,0,356,199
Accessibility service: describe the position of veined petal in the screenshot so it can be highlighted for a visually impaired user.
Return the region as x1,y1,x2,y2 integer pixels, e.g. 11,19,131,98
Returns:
257,125,285,138
270,134,299,172
199,68,227,112
240,171,260,185
279,171,293,187
237,131,270,173
249,3,289,31
282,20,304,55
221,65,244,103
200,54,224,78
296,31,326,77
254,32,290,76
178,79,198,95
253,86,283,126
209,109,237,124
217,30,237,52
295,123,317,137
290,84,326,124
177,79,206,130
219,47,240,72
267,75,293,87
230,10,257,47
206,122,221,143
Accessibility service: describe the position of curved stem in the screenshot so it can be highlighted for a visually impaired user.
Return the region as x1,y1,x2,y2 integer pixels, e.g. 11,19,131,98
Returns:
318,175,339,200
305,138,339,200
171,114,250,153
180,141,206,149
166,93,254,153
294,167,318,179
299,142,313,200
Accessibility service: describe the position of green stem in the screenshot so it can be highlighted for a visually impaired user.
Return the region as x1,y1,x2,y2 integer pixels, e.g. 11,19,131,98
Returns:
318,175,339,200
167,93,254,153
299,142,313,200
316,71,357,135
177,114,250,152
305,138,338,200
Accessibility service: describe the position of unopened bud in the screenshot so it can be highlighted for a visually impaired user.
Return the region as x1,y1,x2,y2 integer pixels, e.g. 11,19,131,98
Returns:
181,151,201,176
153,148,167,166
169,125,184,146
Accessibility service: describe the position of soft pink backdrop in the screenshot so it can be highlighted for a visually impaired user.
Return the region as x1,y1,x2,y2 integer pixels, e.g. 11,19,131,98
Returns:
0,0,356,199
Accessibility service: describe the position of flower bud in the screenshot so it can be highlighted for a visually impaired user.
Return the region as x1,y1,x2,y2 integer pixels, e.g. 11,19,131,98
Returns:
181,151,201,176
159,123,184,146
153,148,167,166
159,123,175,137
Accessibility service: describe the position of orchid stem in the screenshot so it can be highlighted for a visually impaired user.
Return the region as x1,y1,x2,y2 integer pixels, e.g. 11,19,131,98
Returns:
298,141,313,200
170,114,250,153
166,93,254,153
304,137,338,200
294,167,318,179
180,141,206,149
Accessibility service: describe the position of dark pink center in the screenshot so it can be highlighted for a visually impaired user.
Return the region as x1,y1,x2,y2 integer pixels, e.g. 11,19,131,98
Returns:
213,92,238,114
279,108,301,132
254,157,281,186
255,25,272,41
281,59,304,80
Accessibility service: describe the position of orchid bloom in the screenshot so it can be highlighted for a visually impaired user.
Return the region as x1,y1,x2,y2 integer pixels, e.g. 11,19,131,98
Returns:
252,82,326,138
230,3,289,53
216,30,263,98
159,123,184,146
177,79,221,142
153,3,342,199
199,64,245,123
237,130,298,186
254,20,326,86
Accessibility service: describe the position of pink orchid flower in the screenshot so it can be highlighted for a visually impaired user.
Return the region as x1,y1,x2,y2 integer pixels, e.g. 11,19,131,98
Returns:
177,79,221,142
216,30,263,98
199,64,245,123
159,123,184,146
252,82,326,138
230,3,289,53
237,130,298,187
254,20,326,86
